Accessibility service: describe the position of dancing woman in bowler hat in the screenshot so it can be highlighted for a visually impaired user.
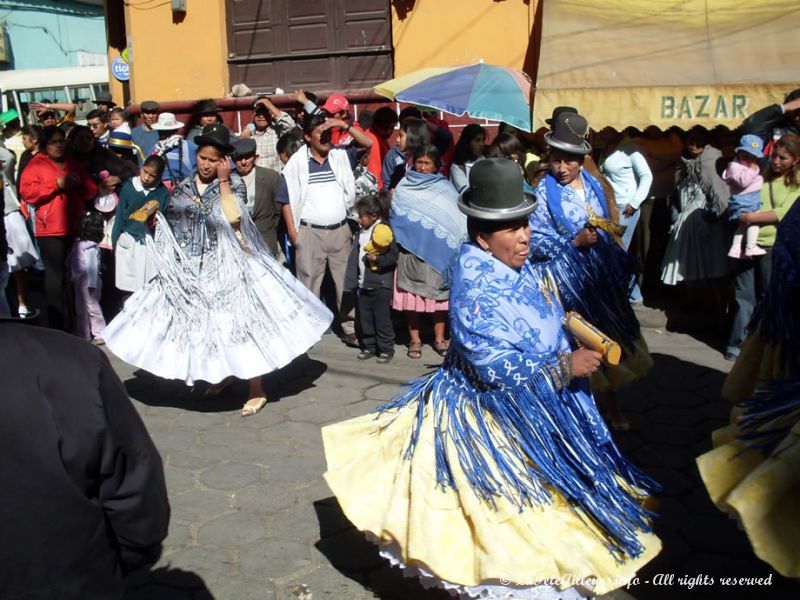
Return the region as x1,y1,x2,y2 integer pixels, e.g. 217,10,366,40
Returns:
529,111,653,432
103,124,333,417
323,158,661,598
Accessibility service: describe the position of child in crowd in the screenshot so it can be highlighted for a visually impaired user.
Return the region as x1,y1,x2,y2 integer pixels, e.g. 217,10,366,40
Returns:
94,171,119,318
726,134,766,258
349,146,378,222
276,130,305,264
68,210,106,344
353,149,379,204
345,192,398,364
95,172,119,243
276,129,304,166
112,155,169,294
107,107,126,130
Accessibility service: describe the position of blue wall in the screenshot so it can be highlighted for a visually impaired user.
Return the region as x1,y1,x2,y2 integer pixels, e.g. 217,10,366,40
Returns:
0,0,106,69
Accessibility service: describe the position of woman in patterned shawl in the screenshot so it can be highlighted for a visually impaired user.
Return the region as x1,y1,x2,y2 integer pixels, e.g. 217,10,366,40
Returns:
322,159,661,599
104,124,332,416
529,111,652,432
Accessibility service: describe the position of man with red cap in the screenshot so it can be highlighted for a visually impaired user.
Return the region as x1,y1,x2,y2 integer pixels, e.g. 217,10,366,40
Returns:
321,93,362,147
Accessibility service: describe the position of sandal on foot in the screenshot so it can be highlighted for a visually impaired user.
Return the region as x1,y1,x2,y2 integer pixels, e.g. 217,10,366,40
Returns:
407,342,422,359
433,339,449,357
241,396,267,417
205,376,235,397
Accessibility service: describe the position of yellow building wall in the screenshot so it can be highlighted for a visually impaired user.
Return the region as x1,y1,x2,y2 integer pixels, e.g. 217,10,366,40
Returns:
123,0,229,103
111,0,536,104
391,0,538,75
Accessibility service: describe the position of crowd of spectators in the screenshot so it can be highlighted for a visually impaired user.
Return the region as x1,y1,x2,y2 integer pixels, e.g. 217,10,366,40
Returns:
2,82,799,597
2,86,800,365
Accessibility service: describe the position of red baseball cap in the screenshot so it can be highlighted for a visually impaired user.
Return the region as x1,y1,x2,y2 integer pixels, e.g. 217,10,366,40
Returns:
321,94,349,115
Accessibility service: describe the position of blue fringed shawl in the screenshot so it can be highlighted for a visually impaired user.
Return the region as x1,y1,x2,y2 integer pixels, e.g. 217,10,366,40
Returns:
735,378,800,455
390,169,467,282
752,199,800,376
543,171,608,236
529,171,641,352
379,243,658,561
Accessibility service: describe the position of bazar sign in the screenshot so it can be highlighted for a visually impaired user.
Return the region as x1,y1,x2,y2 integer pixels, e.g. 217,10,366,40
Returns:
661,94,748,120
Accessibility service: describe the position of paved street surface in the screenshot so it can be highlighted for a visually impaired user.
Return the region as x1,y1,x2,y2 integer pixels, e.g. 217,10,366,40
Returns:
110,307,795,600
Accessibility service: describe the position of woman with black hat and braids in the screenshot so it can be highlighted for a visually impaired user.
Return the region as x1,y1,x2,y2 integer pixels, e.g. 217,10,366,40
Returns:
529,111,653,432
104,124,332,417
323,158,661,599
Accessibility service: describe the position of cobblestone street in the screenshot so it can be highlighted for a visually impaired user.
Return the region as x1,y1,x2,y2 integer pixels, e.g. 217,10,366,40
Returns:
110,311,795,600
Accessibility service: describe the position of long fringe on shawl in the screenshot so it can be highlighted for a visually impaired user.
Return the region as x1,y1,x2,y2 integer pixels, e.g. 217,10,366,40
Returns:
146,205,324,374
735,378,800,456
378,347,659,562
545,239,641,357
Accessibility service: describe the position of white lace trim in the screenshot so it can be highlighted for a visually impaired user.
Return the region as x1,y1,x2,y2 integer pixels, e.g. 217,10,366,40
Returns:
365,533,591,600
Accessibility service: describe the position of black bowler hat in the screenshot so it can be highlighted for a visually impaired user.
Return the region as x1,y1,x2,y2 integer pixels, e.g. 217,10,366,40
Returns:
458,158,536,221
95,91,116,107
141,100,160,113
544,111,592,155
232,138,257,159
194,123,234,155
545,105,578,125
194,99,220,115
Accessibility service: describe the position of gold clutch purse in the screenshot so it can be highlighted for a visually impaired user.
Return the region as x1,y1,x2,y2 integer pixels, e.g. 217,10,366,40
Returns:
129,199,160,222
584,202,627,238
587,214,627,238
563,311,621,366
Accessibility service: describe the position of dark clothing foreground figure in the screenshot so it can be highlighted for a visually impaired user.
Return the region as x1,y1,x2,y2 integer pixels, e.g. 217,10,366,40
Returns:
249,165,283,256
0,323,170,599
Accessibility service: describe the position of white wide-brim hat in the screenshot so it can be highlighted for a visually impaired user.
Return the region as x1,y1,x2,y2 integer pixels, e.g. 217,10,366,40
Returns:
151,112,184,131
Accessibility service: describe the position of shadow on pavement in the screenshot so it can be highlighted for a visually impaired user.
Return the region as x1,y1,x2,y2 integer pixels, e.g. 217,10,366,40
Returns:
125,353,328,413
644,283,733,356
124,566,214,599
610,353,793,600
313,498,450,600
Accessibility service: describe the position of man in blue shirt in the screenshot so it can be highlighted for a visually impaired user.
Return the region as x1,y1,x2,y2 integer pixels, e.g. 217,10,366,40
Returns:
131,100,160,161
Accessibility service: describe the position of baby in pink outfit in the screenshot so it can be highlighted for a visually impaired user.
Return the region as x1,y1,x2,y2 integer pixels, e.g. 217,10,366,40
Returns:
725,134,765,259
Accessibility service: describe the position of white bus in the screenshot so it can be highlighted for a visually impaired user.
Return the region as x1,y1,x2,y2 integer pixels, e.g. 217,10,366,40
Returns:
0,65,110,124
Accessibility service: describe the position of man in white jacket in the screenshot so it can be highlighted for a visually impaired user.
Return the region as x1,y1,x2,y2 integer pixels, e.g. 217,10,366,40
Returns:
277,113,372,345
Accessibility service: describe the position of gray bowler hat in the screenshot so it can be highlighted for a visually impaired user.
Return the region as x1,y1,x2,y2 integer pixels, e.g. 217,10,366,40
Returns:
544,111,592,155
458,158,537,221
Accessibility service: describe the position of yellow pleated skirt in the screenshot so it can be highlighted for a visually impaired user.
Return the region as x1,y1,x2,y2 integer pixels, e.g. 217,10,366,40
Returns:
696,419,800,578
322,403,662,596
722,330,788,404
698,327,800,578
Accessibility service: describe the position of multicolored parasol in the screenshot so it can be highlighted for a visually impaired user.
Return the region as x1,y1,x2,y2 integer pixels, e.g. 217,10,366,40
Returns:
374,62,533,131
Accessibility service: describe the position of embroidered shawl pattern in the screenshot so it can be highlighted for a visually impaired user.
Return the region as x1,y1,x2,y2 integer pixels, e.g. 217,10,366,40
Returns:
530,172,641,352
380,243,658,560
390,169,467,281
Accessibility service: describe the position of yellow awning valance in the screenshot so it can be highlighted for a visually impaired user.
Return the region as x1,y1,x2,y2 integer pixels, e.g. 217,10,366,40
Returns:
534,0,800,130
